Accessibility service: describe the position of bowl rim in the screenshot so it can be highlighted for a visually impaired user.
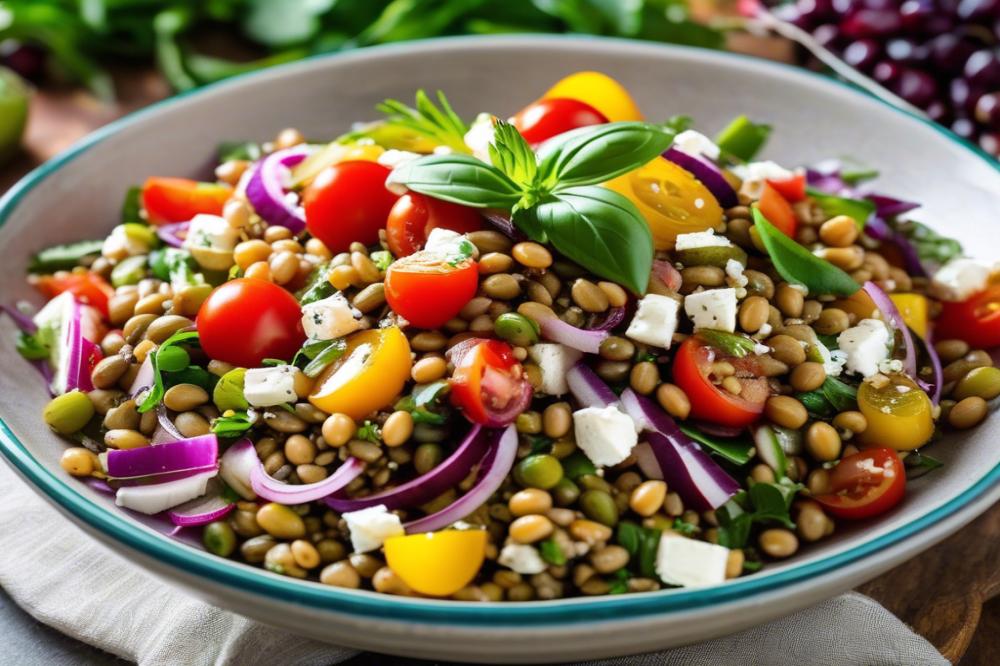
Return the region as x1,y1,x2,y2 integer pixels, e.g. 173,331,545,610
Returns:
2,33,999,628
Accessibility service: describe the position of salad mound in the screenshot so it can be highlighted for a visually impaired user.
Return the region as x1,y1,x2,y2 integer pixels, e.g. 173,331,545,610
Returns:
8,70,1000,600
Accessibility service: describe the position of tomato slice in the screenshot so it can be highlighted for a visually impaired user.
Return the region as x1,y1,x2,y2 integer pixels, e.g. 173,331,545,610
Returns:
757,181,798,238
36,273,114,318
766,172,807,203
935,285,1000,349
814,448,906,520
384,250,478,329
303,161,400,254
541,71,643,122
448,339,533,426
385,193,483,257
671,336,769,428
512,98,608,144
141,177,232,225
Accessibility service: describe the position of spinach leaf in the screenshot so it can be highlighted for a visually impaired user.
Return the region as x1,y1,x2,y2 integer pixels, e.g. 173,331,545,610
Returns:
904,451,944,479
806,187,875,228
679,424,754,466
616,521,661,579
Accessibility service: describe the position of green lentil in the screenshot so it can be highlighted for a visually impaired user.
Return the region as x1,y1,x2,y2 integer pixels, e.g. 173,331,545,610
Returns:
203,521,237,557
494,313,540,347
579,489,619,527
513,454,564,490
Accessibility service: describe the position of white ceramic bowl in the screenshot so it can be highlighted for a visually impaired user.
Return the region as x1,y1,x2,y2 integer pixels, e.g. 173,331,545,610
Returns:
1,35,999,664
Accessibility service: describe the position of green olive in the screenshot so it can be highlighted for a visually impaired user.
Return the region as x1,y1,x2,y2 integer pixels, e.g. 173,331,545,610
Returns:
203,521,237,557
954,366,1000,401
579,489,619,527
674,245,748,269
44,390,95,435
513,454,564,490
551,477,580,506
111,255,148,287
493,313,540,348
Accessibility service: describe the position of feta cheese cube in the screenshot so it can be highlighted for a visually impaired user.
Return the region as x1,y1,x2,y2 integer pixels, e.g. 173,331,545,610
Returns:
184,214,240,252
626,294,680,349
684,288,738,333
377,149,422,170
116,470,216,515
498,543,547,575
464,113,496,163
672,130,721,160
243,365,298,407
528,344,583,396
930,257,996,302
732,161,796,200
674,229,732,251
573,405,638,467
725,259,748,289
655,534,729,588
342,505,404,554
837,318,892,377
301,293,362,341
815,342,846,377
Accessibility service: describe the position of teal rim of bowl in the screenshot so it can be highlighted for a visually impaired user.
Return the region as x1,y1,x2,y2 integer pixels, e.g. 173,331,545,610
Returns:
2,34,1000,627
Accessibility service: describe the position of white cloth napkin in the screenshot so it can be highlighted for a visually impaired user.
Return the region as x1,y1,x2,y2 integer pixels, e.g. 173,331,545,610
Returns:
0,461,946,666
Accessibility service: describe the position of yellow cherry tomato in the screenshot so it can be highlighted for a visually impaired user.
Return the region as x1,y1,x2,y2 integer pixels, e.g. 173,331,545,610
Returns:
290,142,386,188
384,530,488,597
309,327,412,420
604,157,723,250
542,71,643,122
889,293,929,339
858,375,934,451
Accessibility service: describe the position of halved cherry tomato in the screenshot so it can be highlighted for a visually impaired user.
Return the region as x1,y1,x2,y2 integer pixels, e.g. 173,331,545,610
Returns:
766,172,807,203
814,448,905,520
448,339,533,426
756,181,798,238
36,272,114,318
541,71,643,122
858,375,934,451
309,327,412,420
384,531,487,597
935,285,1000,349
196,278,304,368
385,193,483,258
512,98,608,144
141,177,232,225
385,248,478,329
303,161,399,254
671,336,769,428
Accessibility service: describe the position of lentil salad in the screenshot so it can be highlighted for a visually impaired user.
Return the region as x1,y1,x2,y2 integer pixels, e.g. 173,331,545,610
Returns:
7,70,1000,601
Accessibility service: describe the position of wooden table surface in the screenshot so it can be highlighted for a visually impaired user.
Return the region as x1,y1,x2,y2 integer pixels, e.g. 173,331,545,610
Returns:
2,54,999,666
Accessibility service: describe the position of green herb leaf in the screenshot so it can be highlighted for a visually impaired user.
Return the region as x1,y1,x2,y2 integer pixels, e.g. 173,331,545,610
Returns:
534,186,654,294
672,518,697,537
680,424,754,466
752,207,859,297
302,338,347,378
370,250,394,271
213,368,249,412
616,521,661,579
696,329,757,358
15,331,49,361
716,481,802,547
904,451,944,479
149,247,202,288
375,90,471,154
121,186,143,225
748,481,799,529
218,141,263,163
539,537,567,566
28,239,105,274
714,115,771,163
488,119,537,189
806,187,875,228
386,154,522,209
894,219,963,267
608,568,630,594
561,451,597,480
138,330,200,413
296,263,334,305
394,380,451,425
212,410,254,438
356,420,381,443
821,376,858,412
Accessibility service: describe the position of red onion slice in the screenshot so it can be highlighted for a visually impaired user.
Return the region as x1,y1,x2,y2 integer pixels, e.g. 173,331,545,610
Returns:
105,435,218,479
862,281,917,381
219,439,258,500
867,194,920,219
404,425,517,533
663,147,738,209
633,442,663,480
156,221,189,248
567,362,619,409
251,456,365,504
129,356,154,399
245,147,311,232
152,404,185,444
60,299,102,393
864,217,926,278
168,479,235,526
537,315,608,354
589,306,625,332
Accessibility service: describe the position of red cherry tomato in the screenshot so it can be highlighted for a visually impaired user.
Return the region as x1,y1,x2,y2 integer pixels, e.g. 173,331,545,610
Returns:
385,193,483,257
303,161,399,254
512,97,608,145
814,448,906,520
141,177,232,225
447,339,533,426
36,273,114,318
766,172,807,203
196,278,305,368
935,285,1000,349
671,336,769,428
756,182,798,238
384,251,478,329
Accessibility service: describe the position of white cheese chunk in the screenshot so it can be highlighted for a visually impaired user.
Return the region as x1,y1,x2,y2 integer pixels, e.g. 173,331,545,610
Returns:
115,470,216,515
102,224,150,259
930,257,996,302
573,405,639,467
725,259,748,289
184,214,240,252
528,344,583,396
672,130,721,160
837,318,892,378
243,365,298,407
342,504,404,554
464,113,496,163
815,342,846,378
377,149,422,170
684,288,738,333
655,534,729,588
674,229,732,251
498,543,547,575
732,161,796,200
625,294,680,349
301,293,362,341
424,228,478,260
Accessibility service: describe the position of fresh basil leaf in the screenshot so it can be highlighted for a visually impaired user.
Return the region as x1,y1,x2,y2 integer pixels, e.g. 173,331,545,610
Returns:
680,424,754,466
539,537,567,566
386,154,522,209
696,329,757,358
904,451,944,479
293,338,335,366
211,410,254,438
535,186,654,294
806,187,875,228
489,119,537,189
28,239,106,274
714,115,771,163
16,331,49,361
752,207,859,297
301,338,346,378
615,521,661,579
296,262,334,305
394,380,450,425
217,140,262,163
748,481,800,529
821,376,858,412
537,121,675,189
796,389,835,418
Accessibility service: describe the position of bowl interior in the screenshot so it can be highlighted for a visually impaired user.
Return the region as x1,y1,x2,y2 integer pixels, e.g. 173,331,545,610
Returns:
1,36,999,625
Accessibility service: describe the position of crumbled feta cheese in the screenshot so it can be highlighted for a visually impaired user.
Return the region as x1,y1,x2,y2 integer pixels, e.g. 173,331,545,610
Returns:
879,358,904,374
753,342,771,355
102,224,151,260
184,214,240,252
655,534,729,588
672,130,721,160
573,405,639,467
464,113,496,163
732,161,796,200
930,257,997,302
377,149,422,169
725,259,748,289
814,342,846,377
684,288,738,333
342,505,404,554
424,228,478,260
498,543,547,575
301,293,362,341
116,470,216,515
837,319,892,377
528,344,583,396
626,294,680,349
674,229,732,251
753,322,773,339
243,365,298,407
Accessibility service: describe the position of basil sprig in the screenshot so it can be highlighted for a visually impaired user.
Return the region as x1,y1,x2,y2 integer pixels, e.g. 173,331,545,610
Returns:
387,120,673,294
752,207,859,297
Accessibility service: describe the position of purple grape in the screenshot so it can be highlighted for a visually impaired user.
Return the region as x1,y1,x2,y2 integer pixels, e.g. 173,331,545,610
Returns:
975,91,1000,128
844,39,883,70
893,68,939,108
840,9,904,38
926,100,950,123
873,60,903,84
929,33,978,73
886,38,929,65
980,132,1000,156
957,0,1000,21
965,49,1000,88
952,117,977,139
